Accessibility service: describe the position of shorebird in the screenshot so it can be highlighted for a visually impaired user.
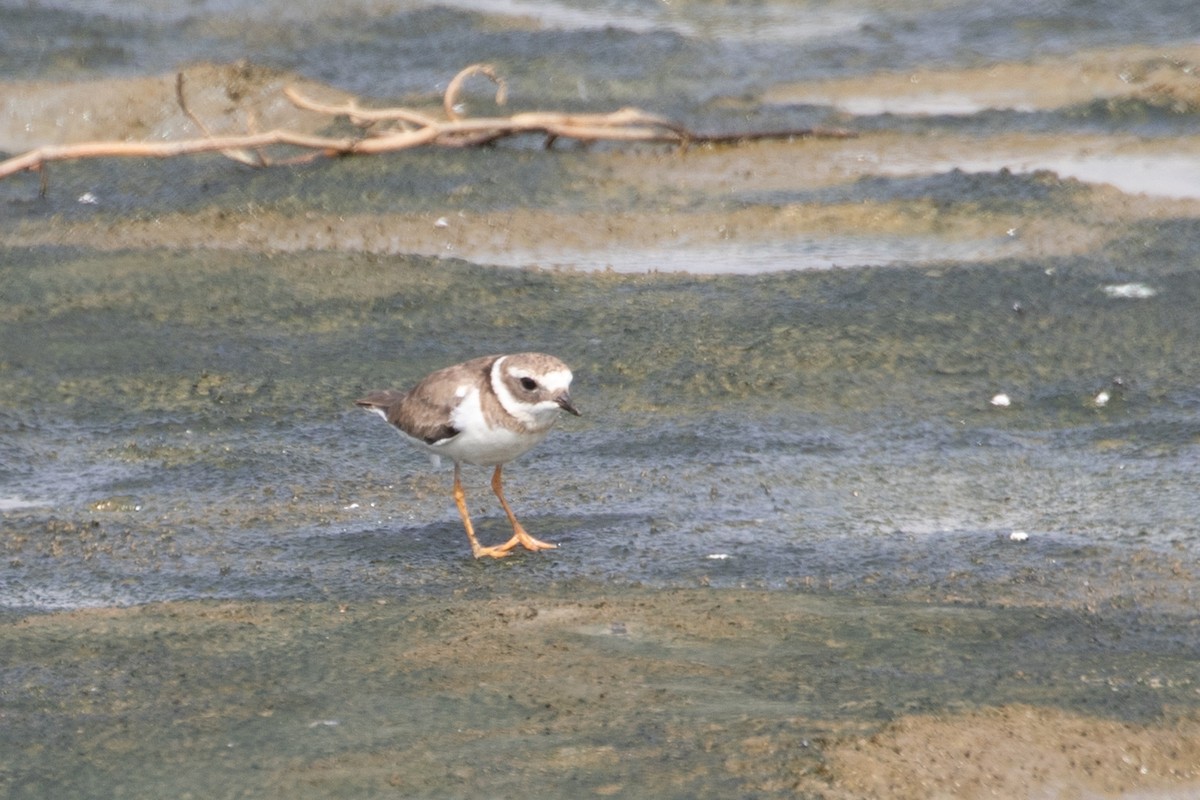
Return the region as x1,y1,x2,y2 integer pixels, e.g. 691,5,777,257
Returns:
356,353,580,558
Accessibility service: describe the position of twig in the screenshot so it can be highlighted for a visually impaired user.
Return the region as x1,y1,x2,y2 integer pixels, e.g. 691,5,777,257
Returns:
443,63,507,121
686,128,856,144
0,130,366,177
0,63,856,184
176,71,265,167
282,86,439,130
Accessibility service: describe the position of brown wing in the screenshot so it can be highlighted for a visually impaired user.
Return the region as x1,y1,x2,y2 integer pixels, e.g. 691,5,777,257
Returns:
402,356,498,443
356,382,460,446
358,356,497,445
356,388,456,443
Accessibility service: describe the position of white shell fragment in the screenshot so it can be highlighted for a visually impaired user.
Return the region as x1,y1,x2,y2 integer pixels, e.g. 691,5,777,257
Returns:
1102,283,1157,299
1009,530,1029,542
990,393,1012,408
1093,389,1111,407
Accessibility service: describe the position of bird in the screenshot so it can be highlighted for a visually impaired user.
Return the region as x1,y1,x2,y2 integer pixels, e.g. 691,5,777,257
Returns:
356,353,580,559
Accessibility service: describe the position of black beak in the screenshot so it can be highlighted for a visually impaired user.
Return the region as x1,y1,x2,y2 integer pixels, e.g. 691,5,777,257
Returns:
556,392,581,416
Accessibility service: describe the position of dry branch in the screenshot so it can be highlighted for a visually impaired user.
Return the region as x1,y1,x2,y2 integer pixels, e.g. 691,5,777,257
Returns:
173,72,261,167
443,63,507,121
280,87,439,129
0,63,856,186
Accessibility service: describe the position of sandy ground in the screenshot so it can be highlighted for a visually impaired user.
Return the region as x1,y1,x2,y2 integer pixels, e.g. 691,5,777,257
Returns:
5,53,1200,267
764,43,1200,116
5,592,1200,799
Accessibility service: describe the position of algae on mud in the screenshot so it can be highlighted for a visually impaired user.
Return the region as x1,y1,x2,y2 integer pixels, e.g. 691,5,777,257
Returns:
1,588,1198,799
3,237,1200,602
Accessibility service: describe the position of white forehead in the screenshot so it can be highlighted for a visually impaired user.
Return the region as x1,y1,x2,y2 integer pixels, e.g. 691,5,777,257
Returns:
541,368,573,392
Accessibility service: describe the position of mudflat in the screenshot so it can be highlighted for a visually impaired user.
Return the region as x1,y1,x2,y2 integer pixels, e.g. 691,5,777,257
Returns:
3,35,1200,800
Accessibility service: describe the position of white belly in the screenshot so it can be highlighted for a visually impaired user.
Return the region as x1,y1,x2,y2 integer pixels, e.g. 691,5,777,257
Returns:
432,424,549,466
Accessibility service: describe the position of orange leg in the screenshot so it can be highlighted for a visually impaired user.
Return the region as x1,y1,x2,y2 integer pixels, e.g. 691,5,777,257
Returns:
452,462,512,559
491,464,558,553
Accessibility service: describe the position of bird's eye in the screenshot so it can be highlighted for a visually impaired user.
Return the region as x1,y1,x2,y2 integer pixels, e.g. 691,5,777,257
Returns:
519,377,538,391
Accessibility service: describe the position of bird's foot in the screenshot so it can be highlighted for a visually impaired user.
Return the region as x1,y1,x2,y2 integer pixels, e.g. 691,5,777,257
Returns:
497,527,558,553
470,541,516,559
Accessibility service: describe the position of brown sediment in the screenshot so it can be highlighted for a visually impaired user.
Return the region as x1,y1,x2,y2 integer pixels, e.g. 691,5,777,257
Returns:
4,592,1199,798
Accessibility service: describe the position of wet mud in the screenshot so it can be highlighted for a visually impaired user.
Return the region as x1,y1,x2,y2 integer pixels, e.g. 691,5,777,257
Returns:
3,589,1199,799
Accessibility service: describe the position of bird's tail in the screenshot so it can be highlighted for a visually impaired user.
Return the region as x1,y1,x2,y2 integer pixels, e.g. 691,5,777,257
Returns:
355,389,405,419
355,389,404,408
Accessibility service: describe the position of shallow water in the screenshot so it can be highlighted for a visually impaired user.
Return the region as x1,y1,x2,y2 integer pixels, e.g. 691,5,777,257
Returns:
880,152,1200,201
494,234,1015,272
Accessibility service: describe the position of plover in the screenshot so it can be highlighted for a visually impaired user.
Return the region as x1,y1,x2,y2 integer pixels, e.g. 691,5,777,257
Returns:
356,353,580,559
